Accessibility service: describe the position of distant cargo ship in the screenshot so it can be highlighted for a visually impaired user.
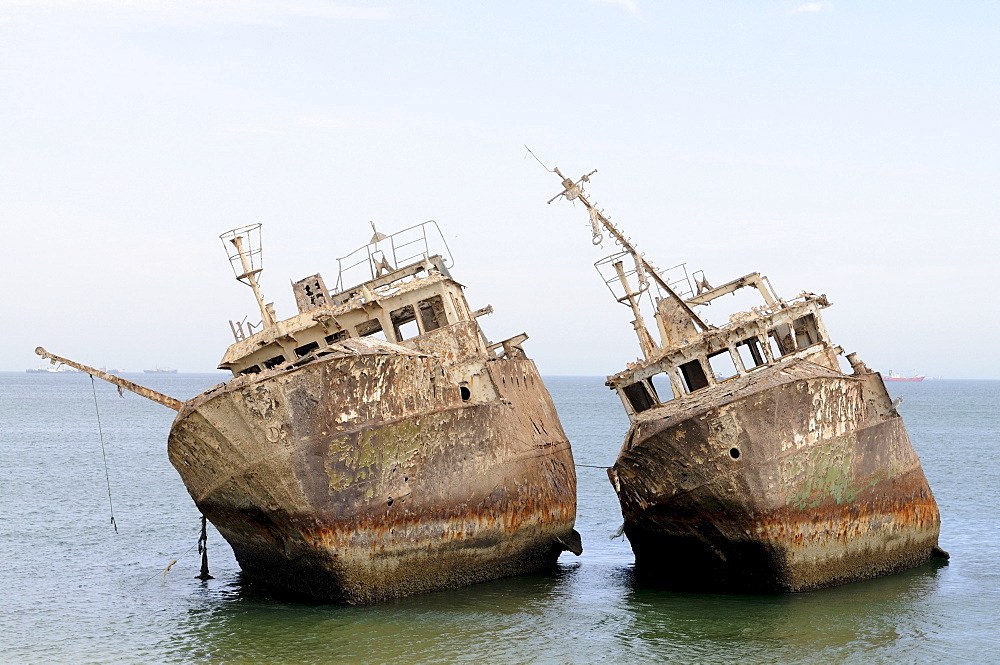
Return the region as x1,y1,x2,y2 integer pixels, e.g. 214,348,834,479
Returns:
884,370,925,382
143,368,178,374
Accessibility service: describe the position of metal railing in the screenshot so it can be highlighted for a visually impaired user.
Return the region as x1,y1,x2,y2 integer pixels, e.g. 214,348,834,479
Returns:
334,220,453,293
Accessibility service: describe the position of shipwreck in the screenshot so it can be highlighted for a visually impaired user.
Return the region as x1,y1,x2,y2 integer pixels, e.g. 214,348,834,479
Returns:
38,221,580,603
548,168,944,592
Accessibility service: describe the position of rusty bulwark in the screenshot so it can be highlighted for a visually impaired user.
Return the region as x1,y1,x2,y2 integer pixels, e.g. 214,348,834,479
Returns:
609,361,940,592
168,344,578,603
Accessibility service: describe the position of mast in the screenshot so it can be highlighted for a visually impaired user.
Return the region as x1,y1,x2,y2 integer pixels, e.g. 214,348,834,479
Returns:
221,224,277,330
547,168,712,355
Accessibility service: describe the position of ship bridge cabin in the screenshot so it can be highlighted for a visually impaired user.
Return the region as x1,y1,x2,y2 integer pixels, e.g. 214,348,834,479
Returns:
608,270,839,419
218,222,500,377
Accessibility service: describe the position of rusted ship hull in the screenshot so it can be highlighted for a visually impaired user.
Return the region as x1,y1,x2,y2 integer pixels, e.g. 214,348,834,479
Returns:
167,346,578,603
609,361,941,592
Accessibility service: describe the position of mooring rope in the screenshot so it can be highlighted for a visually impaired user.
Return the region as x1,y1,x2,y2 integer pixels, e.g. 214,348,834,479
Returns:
575,463,611,469
127,542,200,592
89,374,118,534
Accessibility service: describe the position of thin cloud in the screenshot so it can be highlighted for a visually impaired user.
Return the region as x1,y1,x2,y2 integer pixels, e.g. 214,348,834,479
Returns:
219,123,287,136
295,115,350,130
790,2,832,14
589,0,639,15
220,114,352,135
0,1,393,22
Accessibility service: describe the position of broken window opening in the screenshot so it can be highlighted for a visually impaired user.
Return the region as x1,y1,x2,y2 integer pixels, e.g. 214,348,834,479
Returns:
303,281,326,307
417,295,448,333
356,319,388,341
239,365,262,375
325,330,348,345
708,349,739,382
622,381,657,413
793,313,819,349
677,358,708,393
291,273,331,313
390,305,420,341
735,337,767,370
294,341,319,358
648,372,675,402
679,359,710,393
765,334,784,361
768,324,795,357
263,355,286,370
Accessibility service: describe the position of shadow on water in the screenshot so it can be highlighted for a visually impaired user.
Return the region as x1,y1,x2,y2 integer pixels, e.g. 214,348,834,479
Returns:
613,560,952,663
162,553,952,664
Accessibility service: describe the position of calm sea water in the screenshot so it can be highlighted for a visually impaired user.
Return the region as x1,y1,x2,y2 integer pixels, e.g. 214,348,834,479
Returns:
0,373,997,663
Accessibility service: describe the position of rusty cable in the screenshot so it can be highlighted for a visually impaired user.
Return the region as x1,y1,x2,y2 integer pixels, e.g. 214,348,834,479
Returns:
576,463,611,469
523,145,551,172
89,374,118,534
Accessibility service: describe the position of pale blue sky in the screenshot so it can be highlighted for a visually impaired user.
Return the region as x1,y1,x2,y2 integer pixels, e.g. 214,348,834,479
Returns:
2,1,998,378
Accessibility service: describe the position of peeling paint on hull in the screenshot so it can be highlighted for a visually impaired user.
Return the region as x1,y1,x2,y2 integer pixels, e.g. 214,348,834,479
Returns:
610,362,941,592
168,348,578,604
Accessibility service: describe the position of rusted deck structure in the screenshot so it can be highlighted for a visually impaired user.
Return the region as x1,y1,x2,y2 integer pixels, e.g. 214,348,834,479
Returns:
39,221,580,603
548,168,943,592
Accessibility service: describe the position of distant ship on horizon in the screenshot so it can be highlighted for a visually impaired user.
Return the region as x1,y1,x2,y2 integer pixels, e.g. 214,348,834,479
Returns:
143,367,178,374
883,370,925,382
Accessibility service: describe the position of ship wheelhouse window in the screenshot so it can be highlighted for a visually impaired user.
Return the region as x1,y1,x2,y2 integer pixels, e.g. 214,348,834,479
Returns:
239,365,262,375
294,341,319,358
649,372,676,402
356,318,388,341
263,355,286,369
325,330,348,345
390,305,420,341
418,295,448,333
679,359,710,392
793,314,820,349
708,349,739,382
623,380,657,413
768,324,795,357
736,337,767,369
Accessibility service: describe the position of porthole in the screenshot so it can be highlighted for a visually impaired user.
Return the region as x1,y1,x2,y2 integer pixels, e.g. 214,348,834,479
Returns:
729,447,741,460
460,386,471,401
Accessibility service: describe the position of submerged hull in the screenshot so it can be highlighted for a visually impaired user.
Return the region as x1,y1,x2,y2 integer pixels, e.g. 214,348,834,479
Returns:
609,361,941,593
167,342,578,603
